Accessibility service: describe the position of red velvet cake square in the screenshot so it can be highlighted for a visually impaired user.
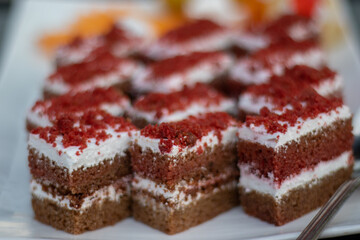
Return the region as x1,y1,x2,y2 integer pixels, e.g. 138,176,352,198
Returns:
237,90,354,226
28,110,137,234
130,112,239,234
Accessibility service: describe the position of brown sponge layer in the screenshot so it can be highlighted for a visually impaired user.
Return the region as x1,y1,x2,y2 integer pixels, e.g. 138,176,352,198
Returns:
240,164,353,226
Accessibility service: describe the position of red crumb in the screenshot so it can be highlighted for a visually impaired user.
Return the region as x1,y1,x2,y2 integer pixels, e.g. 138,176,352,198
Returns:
245,89,343,134
141,112,235,153
31,110,136,152
245,65,337,107
161,19,224,43
250,39,318,68
31,87,128,119
48,51,131,85
134,83,226,118
148,51,224,79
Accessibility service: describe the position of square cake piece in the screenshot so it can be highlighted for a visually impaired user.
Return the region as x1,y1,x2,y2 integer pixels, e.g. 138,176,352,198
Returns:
233,14,319,52
28,110,137,234
237,90,354,226
238,65,343,118
130,112,239,234
145,19,232,60
44,51,138,98
227,39,325,96
132,51,233,95
128,83,236,128
55,23,146,66
26,87,130,132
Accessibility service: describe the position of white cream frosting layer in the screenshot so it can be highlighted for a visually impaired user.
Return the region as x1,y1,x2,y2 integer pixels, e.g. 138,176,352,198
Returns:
28,128,135,173
133,173,237,209
129,98,236,124
31,178,129,212
238,74,343,115
146,30,233,60
134,125,238,157
27,100,130,129
239,151,352,202
44,62,137,96
133,54,233,93
238,105,351,150
230,48,325,85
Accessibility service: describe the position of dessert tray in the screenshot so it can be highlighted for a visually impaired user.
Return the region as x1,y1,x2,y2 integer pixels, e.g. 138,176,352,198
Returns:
1,0,360,239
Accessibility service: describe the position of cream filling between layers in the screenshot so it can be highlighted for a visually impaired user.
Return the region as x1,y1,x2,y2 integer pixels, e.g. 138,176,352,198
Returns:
44,62,137,95
129,98,236,124
239,151,352,202
31,178,129,213
238,74,343,115
133,173,237,210
229,48,325,85
134,126,238,157
133,54,233,93
238,105,351,150
28,129,135,173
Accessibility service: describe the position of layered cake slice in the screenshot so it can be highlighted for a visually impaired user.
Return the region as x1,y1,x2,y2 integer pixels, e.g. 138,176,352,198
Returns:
131,112,239,234
28,110,137,234
55,23,145,66
233,14,319,52
44,52,138,98
132,51,233,95
237,90,354,226
238,65,343,117
227,39,325,96
128,83,236,128
26,87,130,132
145,19,232,60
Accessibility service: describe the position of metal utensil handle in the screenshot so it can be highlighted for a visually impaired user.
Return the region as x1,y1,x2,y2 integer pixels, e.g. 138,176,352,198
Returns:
297,176,360,240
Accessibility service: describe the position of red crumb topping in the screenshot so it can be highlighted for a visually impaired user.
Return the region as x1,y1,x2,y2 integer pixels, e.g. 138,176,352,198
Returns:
284,65,336,85
263,14,314,41
140,112,235,153
245,65,337,107
250,39,318,68
245,89,343,134
31,88,128,119
31,110,136,152
148,51,224,79
161,19,224,43
49,51,131,85
134,83,226,119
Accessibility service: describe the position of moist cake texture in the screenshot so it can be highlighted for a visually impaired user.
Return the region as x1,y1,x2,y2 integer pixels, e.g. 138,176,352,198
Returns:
131,112,239,234
237,90,354,225
28,110,137,233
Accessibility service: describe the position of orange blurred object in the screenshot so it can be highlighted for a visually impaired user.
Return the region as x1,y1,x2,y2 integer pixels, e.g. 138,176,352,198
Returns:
235,0,270,23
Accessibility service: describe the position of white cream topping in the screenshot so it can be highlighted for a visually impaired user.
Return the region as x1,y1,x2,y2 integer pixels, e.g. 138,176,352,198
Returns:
230,48,325,85
28,128,135,173
146,30,233,60
239,151,352,202
129,98,236,124
133,174,237,209
238,74,343,115
44,61,137,96
134,126,238,157
133,54,233,93
30,179,128,212
238,105,351,150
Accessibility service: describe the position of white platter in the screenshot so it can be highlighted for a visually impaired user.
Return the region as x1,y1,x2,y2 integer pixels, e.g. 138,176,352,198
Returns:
1,0,360,239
